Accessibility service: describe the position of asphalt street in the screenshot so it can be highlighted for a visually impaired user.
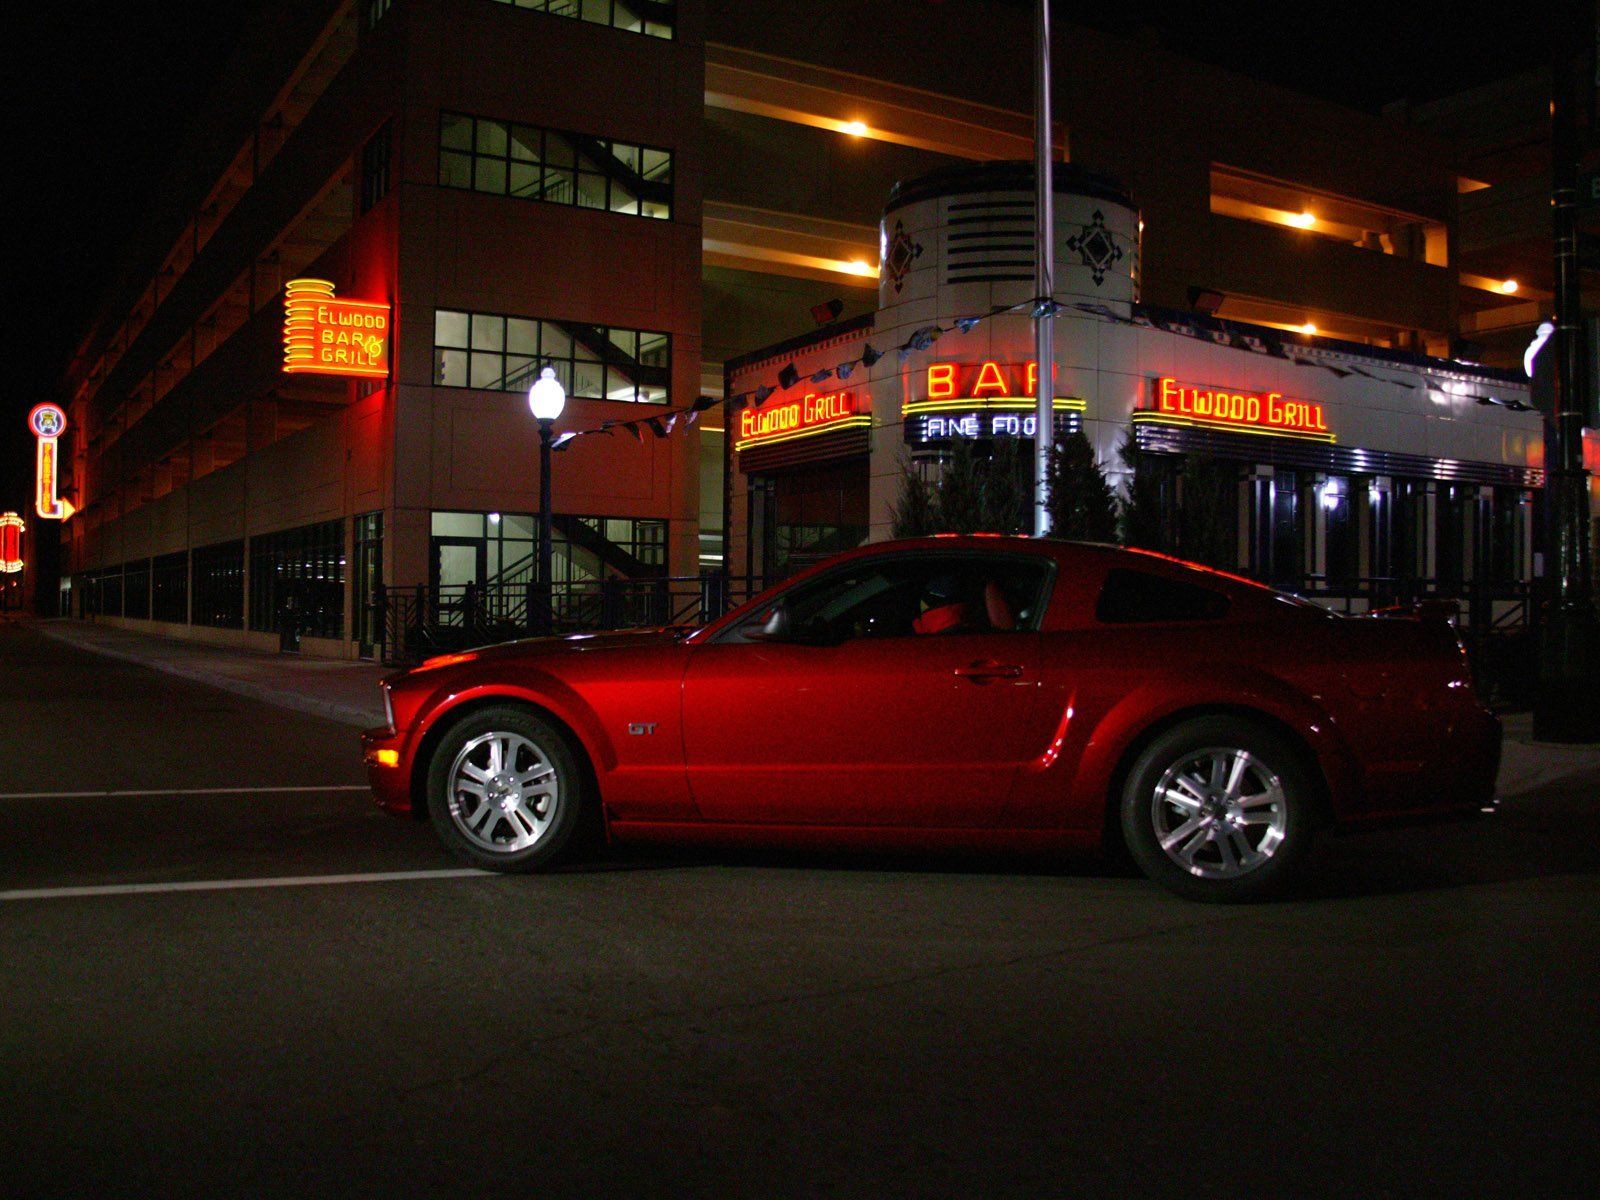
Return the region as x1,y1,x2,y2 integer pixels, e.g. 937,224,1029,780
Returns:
2,621,1597,1199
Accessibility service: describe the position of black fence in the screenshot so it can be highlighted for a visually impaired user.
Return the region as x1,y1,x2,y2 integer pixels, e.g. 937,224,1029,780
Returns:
376,573,762,665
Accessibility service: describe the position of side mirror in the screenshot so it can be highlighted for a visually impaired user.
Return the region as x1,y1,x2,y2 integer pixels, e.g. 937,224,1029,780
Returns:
745,601,793,642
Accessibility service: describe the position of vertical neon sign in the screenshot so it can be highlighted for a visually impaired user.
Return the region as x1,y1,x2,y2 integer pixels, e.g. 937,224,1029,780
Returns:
29,403,74,520
0,513,23,573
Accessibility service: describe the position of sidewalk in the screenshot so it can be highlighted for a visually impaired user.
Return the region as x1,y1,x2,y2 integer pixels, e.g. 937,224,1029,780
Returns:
1496,711,1600,798
32,619,389,728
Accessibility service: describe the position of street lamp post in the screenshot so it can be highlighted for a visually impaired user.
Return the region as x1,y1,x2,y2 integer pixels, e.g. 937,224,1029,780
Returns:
528,365,567,633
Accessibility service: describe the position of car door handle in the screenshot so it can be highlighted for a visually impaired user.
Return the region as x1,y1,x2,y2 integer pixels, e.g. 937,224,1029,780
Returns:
954,660,1024,681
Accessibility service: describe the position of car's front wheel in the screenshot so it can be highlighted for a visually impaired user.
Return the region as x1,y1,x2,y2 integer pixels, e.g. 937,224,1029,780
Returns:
1120,717,1318,902
425,706,584,872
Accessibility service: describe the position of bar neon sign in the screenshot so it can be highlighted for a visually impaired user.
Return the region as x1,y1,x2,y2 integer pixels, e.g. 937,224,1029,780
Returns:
283,278,391,379
1137,376,1335,443
29,403,74,520
736,390,870,450
0,513,23,574
905,361,1084,416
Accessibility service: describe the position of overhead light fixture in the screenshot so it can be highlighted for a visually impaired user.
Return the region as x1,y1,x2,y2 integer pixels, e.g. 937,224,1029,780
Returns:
1499,279,1519,294
840,259,878,277
840,120,869,137
1300,322,1318,336
1287,211,1316,229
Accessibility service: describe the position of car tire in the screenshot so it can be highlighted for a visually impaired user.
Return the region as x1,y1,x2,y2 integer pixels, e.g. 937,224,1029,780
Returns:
425,705,585,873
1120,716,1317,902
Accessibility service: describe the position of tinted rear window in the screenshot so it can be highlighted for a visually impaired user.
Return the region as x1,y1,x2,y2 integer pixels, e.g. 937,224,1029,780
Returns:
1096,568,1230,624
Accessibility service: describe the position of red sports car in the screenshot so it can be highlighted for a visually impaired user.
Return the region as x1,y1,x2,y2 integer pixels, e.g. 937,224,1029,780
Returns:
362,537,1500,901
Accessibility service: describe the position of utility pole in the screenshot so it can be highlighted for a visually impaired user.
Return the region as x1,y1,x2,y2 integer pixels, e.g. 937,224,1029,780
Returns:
1533,6,1600,742
1032,0,1055,537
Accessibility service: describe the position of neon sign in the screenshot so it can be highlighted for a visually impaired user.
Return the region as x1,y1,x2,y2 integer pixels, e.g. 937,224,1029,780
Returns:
904,361,1085,442
29,403,74,520
736,390,870,451
283,278,391,379
1137,376,1334,443
0,513,23,574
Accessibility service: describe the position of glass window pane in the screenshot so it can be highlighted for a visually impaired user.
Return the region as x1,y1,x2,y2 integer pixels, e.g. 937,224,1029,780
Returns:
474,157,508,194
471,353,505,389
509,125,541,162
575,172,607,209
608,328,638,358
440,113,473,150
431,511,485,538
581,0,611,24
571,329,600,361
470,314,505,351
540,322,573,360
504,356,536,390
439,151,474,190
509,162,540,198
506,318,538,355
475,119,508,156
544,133,576,168
640,198,670,220
435,310,470,347
541,168,574,204
605,368,638,402
502,513,535,540
640,383,668,404
435,348,468,387
609,189,639,216
611,142,641,174
639,332,669,366
571,362,603,398
641,148,671,180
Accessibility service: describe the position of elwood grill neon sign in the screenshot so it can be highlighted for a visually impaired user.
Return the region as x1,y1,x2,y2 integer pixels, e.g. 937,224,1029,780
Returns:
29,404,74,520
736,390,869,450
1137,376,1335,443
283,278,391,379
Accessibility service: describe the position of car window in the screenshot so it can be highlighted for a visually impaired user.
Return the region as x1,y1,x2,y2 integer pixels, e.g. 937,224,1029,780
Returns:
737,554,1052,644
1095,567,1229,624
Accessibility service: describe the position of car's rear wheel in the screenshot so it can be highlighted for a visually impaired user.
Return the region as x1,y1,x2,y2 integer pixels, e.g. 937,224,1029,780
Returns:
1120,717,1317,902
425,706,584,873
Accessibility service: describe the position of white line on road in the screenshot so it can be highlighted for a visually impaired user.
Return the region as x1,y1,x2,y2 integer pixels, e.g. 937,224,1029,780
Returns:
0,785,372,800
1,868,489,903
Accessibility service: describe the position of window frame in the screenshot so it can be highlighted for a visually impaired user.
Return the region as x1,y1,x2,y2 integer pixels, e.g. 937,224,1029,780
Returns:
433,306,671,404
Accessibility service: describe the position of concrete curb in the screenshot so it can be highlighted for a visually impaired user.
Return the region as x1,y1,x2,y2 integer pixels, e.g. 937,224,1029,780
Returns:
32,623,384,729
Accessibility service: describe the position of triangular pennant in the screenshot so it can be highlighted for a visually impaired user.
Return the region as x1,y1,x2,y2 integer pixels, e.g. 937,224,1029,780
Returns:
811,368,834,384
860,343,882,368
778,363,800,390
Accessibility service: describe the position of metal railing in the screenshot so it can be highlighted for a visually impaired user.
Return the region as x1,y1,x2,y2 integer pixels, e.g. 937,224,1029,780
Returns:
375,573,762,664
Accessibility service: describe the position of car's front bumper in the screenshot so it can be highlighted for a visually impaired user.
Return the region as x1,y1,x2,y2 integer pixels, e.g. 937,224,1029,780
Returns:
361,725,412,815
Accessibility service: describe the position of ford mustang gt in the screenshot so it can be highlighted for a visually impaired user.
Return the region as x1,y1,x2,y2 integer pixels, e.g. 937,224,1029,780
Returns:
362,537,1500,901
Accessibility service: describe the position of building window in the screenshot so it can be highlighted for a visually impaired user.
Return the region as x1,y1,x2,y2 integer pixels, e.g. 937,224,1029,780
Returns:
192,540,245,629
248,520,347,640
486,0,674,40
123,559,151,620
364,0,394,31
151,551,188,623
360,121,393,214
438,112,672,219
354,511,384,654
433,308,670,403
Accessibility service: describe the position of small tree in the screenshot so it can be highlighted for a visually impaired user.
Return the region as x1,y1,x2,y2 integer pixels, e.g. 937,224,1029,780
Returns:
1046,430,1118,541
1117,428,1169,551
890,457,938,537
1177,453,1239,569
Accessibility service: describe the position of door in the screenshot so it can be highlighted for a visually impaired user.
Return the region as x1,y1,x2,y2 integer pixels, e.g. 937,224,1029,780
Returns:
431,536,486,628
681,552,1055,828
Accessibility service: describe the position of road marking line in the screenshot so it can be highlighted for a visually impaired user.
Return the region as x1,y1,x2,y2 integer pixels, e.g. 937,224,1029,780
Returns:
1,869,489,902
0,785,372,800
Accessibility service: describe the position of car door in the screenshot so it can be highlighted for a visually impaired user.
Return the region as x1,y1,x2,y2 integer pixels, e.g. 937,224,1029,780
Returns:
680,551,1055,828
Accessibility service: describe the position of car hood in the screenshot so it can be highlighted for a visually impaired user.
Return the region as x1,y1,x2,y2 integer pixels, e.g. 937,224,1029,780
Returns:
459,626,690,663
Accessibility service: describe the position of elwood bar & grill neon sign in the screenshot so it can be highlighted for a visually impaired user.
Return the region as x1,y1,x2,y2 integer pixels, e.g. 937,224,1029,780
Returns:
1136,376,1335,443
736,390,870,451
283,278,391,379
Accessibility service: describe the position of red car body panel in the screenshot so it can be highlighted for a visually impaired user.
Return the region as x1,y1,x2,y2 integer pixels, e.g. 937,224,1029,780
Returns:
362,538,1501,847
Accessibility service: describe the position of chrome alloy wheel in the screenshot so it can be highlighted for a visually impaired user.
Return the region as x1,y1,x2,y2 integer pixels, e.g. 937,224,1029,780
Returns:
446,730,559,854
1150,747,1288,880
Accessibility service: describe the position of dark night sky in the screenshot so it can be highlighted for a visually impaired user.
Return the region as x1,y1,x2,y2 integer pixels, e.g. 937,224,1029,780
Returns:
0,0,1566,517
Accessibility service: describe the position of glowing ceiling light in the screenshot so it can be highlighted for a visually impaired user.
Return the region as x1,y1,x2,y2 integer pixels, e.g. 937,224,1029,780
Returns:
1287,211,1316,228
1499,279,1519,294
1299,322,1318,335
841,259,878,277
840,120,869,137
